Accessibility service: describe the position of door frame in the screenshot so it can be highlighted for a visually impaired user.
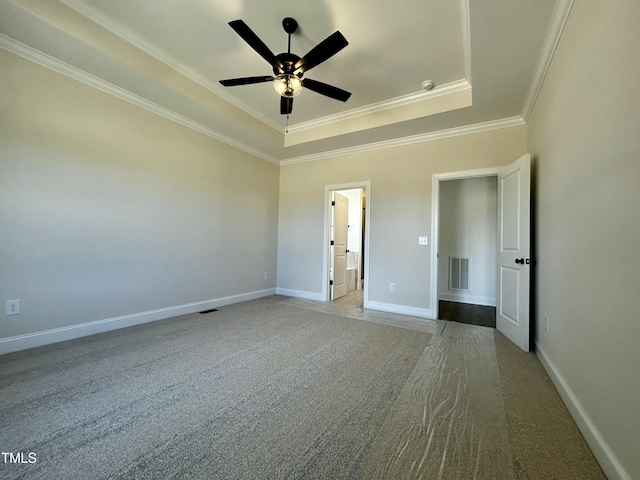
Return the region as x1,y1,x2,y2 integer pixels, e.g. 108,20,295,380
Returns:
430,167,501,320
323,181,371,305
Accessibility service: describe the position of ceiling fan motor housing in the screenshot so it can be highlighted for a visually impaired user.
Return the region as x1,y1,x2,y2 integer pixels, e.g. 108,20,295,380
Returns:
274,53,302,76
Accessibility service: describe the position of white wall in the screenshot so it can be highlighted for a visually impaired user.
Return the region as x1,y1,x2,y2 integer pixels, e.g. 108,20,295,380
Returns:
438,177,496,306
0,50,280,352
527,1,640,478
277,127,526,316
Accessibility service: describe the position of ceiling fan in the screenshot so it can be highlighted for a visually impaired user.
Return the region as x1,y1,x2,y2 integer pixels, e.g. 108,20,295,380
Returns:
219,17,351,115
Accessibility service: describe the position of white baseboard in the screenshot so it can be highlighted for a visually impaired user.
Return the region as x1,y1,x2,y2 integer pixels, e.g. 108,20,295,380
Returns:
276,290,436,322
275,288,325,301
0,288,277,355
536,345,631,480
365,300,434,320
438,292,496,307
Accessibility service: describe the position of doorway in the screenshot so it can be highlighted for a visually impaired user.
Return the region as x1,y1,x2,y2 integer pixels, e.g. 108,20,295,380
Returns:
432,156,531,350
323,182,371,308
438,176,498,327
431,155,531,351
430,167,501,323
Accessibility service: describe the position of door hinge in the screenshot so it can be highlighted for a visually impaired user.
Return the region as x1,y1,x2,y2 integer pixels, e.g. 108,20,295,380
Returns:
331,201,335,206
330,240,334,246
330,280,334,285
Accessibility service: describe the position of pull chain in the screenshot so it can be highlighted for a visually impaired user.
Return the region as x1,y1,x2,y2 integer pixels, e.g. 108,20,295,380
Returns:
285,114,290,134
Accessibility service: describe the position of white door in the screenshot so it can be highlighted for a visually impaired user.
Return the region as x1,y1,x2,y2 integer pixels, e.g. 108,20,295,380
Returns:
497,154,531,351
331,192,349,300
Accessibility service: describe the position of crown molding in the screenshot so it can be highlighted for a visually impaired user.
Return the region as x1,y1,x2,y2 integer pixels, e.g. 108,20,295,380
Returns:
521,0,574,121
286,79,471,134
0,34,280,165
58,0,284,134
0,29,532,169
3,0,570,168
461,0,472,85
0,34,527,168
280,116,525,166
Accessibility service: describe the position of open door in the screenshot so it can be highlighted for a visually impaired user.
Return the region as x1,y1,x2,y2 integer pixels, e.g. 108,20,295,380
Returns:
497,154,531,351
330,192,349,300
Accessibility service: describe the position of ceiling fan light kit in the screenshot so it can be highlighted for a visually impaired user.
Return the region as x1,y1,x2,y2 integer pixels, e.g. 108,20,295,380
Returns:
273,74,302,98
219,17,351,115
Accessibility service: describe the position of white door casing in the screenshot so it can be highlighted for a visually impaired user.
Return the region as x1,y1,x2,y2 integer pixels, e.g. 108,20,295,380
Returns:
496,154,531,351
331,192,349,300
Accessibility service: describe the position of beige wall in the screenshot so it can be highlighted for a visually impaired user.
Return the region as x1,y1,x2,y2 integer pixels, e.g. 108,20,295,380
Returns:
277,126,526,312
0,51,279,346
527,1,640,478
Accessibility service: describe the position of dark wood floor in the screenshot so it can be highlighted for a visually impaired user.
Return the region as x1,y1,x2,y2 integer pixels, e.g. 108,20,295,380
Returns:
439,300,496,328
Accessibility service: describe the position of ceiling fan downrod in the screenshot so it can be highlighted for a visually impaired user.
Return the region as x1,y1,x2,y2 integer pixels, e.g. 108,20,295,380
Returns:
282,17,298,55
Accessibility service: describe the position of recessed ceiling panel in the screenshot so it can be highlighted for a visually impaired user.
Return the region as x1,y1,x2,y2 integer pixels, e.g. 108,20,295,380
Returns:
2,0,564,162
60,0,469,126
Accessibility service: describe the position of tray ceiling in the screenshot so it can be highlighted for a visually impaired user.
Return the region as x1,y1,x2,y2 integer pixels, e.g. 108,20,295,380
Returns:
0,0,567,164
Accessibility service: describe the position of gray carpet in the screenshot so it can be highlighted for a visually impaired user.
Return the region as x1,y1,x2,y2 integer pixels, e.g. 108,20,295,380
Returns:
1,297,443,479
0,295,607,479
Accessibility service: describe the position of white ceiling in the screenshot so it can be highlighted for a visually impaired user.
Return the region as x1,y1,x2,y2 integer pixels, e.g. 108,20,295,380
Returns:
0,0,565,164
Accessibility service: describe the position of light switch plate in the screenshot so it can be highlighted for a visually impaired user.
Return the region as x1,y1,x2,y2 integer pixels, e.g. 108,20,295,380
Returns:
418,236,429,245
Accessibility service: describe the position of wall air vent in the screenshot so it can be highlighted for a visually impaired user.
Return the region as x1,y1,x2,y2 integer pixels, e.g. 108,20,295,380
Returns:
449,256,470,292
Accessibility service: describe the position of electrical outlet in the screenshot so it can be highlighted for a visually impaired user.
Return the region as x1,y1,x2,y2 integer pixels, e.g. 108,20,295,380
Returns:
264,272,269,280
6,299,21,316
544,317,549,333
389,283,396,292
418,236,429,245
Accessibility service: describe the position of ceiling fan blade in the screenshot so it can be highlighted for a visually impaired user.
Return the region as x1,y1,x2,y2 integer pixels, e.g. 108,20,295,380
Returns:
302,78,351,102
280,96,293,115
294,31,348,73
228,20,281,69
219,76,273,87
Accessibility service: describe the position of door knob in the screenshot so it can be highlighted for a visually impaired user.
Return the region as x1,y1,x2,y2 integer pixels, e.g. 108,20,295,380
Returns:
515,258,525,265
